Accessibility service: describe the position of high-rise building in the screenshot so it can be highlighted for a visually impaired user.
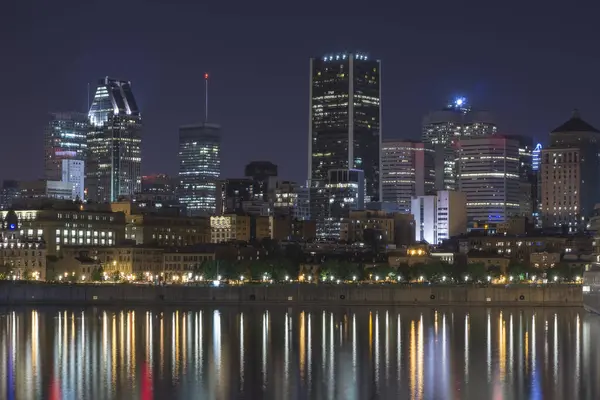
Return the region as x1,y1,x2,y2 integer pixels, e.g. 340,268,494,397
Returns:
87,77,142,203
44,112,88,182
216,178,254,215
245,161,278,202
177,123,221,216
505,135,537,220
422,97,497,190
381,139,434,213
541,111,600,230
308,52,381,227
411,190,467,245
273,181,310,220
61,159,85,200
322,169,365,238
456,136,520,222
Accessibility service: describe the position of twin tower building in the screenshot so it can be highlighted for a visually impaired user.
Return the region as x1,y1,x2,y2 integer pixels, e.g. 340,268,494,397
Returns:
309,52,540,239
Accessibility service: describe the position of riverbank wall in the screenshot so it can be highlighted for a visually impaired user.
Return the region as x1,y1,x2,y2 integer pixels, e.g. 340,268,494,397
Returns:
0,282,583,307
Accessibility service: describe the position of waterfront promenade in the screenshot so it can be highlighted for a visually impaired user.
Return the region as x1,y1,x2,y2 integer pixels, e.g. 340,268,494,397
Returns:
0,281,583,307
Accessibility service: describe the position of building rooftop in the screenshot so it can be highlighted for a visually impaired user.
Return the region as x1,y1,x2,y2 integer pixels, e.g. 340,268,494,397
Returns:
551,109,600,133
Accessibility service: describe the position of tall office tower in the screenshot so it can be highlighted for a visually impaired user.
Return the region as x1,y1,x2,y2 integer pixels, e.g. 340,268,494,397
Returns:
44,112,88,181
456,135,520,222
61,159,85,200
540,110,600,230
177,123,221,216
309,52,381,232
244,161,278,202
381,139,434,213
273,181,310,220
422,97,497,190
323,169,365,238
532,143,543,226
505,135,537,219
87,77,142,203
411,190,467,245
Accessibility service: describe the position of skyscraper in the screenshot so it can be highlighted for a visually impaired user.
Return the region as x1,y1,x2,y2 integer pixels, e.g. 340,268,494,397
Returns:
540,110,600,230
422,97,497,190
505,134,537,219
308,52,381,230
44,112,88,181
177,123,221,216
87,77,142,203
381,139,434,213
456,135,520,222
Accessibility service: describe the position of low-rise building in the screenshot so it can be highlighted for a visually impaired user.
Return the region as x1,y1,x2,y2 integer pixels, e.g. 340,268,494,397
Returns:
111,201,210,246
530,252,560,269
0,211,46,280
163,247,216,279
61,245,164,277
0,203,125,256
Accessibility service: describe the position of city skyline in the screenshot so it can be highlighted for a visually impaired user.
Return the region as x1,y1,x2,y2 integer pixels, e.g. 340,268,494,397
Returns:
3,2,598,184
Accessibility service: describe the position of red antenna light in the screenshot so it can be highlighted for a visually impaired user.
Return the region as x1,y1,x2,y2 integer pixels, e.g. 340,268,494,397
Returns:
204,73,209,80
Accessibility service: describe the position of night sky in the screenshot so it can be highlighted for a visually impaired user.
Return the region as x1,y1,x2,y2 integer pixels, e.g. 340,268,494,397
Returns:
2,1,599,184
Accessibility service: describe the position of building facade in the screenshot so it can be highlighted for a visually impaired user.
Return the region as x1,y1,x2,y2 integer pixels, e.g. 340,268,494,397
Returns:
322,169,365,238
61,159,85,200
18,180,74,201
381,139,434,213
411,190,467,245
309,52,381,226
178,123,221,216
541,111,600,230
422,98,497,191
87,77,142,203
0,211,46,280
456,136,520,222
44,112,88,182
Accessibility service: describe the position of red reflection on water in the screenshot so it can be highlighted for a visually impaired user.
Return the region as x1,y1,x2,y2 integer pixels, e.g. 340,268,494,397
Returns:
48,378,61,400
141,361,153,400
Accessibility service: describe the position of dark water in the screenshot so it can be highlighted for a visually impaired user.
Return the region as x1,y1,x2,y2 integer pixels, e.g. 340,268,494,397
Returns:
0,306,598,400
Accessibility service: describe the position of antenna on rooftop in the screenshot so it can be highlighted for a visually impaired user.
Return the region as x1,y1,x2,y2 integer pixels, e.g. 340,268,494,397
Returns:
204,72,209,122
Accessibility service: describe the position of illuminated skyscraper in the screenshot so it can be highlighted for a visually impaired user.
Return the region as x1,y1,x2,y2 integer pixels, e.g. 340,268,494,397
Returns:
456,135,520,222
177,123,221,216
44,112,88,181
308,52,381,233
422,97,497,190
87,77,142,203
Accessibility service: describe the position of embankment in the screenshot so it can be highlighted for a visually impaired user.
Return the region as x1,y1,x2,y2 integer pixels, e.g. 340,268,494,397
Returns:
0,282,583,307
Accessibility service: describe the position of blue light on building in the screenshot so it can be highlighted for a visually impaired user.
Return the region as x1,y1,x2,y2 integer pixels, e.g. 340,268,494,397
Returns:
532,143,542,171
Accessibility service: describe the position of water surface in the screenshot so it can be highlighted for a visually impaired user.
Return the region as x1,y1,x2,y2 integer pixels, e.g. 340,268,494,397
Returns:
0,306,598,399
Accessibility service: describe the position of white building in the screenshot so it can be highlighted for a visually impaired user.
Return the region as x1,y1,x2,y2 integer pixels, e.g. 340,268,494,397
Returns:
19,180,74,201
411,190,467,245
456,136,520,222
62,159,85,200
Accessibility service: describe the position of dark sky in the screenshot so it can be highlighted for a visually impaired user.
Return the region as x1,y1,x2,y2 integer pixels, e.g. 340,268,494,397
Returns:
2,1,600,184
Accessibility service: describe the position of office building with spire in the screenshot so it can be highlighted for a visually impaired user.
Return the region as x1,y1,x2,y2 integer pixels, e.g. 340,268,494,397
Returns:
177,73,221,216
87,77,142,203
422,97,497,190
308,52,381,235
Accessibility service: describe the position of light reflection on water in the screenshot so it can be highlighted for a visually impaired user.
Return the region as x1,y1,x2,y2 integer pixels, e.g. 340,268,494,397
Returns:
0,307,598,399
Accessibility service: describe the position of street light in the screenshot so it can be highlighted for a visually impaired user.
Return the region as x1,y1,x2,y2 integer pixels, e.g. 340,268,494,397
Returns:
285,275,289,281
375,275,379,281
464,275,470,282
442,275,446,282
487,275,491,282
352,275,357,281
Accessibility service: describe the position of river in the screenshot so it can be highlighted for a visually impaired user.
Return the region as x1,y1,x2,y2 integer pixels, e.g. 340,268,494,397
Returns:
0,306,598,399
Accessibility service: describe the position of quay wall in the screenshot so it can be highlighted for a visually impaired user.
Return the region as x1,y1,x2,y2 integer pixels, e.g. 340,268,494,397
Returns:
0,282,583,307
